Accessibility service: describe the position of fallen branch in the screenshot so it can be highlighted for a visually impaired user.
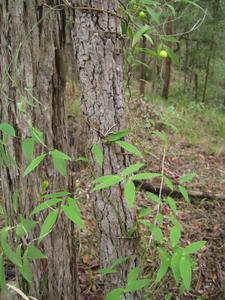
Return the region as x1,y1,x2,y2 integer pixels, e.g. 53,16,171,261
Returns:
135,182,225,202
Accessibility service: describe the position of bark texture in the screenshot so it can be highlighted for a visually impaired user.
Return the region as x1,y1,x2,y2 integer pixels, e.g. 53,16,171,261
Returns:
70,0,138,296
0,1,78,299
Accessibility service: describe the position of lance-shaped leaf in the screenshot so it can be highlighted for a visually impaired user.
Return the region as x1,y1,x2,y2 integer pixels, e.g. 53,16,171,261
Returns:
27,245,47,260
23,153,46,177
124,180,136,211
105,288,124,300
22,138,35,162
93,144,103,167
122,163,144,177
180,254,192,291
38,209,59,244
130,172,160,181
93,175,123,191
179,172,196,184
0,252,6,294
0,123,15,137
178,185,189,203
183,241,206,255
116,141,143,158
30,198,63,216
106,130,129,142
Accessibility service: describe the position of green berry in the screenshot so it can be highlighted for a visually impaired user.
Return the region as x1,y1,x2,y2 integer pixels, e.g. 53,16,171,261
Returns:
139,11,145,18
159,50,168,59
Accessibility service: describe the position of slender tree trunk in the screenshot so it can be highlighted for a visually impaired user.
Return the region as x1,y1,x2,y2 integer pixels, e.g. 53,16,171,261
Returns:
0,2,79,299
184,38,189,93
202,35,214,102
70,0,138,297
140,36,147,97
162,12,173,99
194,73,198,100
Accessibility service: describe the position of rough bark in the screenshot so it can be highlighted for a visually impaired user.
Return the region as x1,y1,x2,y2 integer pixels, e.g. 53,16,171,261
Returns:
0,1,78,299
70,0,138,296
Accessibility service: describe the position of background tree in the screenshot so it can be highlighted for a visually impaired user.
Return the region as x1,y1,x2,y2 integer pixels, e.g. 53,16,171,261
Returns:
0,1,78,299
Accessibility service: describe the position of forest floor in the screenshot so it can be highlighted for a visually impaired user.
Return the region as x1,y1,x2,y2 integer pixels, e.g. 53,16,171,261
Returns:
75,98,225,299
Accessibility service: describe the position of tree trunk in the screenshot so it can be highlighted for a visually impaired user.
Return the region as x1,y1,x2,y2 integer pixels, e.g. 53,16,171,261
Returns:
0,1,79,299
162,12,173,99
70,0,138,297
140,36,147,98
202,35,214,102
194,73,198,100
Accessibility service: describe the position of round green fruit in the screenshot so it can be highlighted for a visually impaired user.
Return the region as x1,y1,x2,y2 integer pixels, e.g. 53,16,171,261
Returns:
159,50,168,59
139,11,145,18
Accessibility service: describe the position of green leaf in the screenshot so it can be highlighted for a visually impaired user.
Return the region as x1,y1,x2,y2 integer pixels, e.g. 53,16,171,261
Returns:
50,149,71,161
150,225,163,244
180,254,192,291
27,245,47,260
13,190,19,214
92,175,123,191
163,176,174,191
124,180,136,211
170,226,181,248
0,252,6,294
62,205,86,231
164,46,179,65
183,241,206,255
38,209,59,244
44,191,70,199
157,247,171,262
179,172,196,184
111,256,129,269
174,0,202,10
0,123,15,137
169,216,182,230
130,172,160,181
127,266,139,284
138,207,152,218
146,192,161,204
171,248,182,283
157,213,163,227
161,35,179,43
23,153,46,177
52,155,66,176
0,229,22,267
105,288,124,300
146,7,160,25
122,163,144,177
126,279,151,292
178,185,189,203
30,127,45,146
22,250,32,283
93,144,103,168
156,260,170,283
0,204,4,215
132,25,149,47
167,196,176,215
16,216,37,238
96,268,115,274
166,3,176,16
22,138,35,162
116,141,143,158
106,130,129,142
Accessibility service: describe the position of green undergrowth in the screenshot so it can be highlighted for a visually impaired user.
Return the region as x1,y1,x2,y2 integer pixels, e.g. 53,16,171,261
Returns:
145,95,225,156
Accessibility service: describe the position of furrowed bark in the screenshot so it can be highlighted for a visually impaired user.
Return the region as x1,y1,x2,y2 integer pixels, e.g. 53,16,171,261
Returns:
70,0,139,296
0,1,78,299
